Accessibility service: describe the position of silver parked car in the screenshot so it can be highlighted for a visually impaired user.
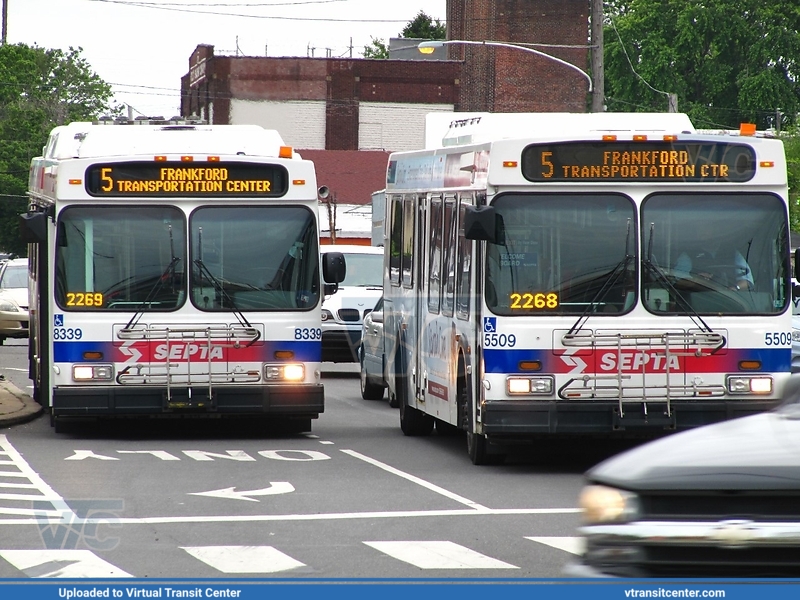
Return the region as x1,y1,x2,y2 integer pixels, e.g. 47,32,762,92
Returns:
0,258,29,345
359,296,396,405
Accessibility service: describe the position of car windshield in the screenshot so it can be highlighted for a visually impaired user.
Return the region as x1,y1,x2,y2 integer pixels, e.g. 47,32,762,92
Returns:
341,253,382,287
0,265,27,289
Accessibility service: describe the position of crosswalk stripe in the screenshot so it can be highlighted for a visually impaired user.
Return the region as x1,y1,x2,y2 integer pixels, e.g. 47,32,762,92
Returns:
526,536,584,555
364,541,518,569
0,549,132,578
181,545,306,573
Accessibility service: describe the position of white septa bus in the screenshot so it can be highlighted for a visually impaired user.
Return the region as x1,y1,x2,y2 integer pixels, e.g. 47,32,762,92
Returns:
382,112,793,464
23,119,344,432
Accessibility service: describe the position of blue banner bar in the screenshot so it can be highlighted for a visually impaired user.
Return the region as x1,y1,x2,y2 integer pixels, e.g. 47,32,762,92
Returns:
3,580,800,600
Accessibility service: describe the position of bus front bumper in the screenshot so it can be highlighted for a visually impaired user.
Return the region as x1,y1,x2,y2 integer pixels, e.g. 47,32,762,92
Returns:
480,398,780,435
51,383,324,418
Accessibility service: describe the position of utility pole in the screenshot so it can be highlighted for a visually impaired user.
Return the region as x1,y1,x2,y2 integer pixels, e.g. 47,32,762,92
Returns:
668,93,678,113
590,0,604,112
2,0,8,45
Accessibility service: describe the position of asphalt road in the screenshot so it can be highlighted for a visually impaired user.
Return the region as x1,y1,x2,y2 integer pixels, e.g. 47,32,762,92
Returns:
0,343,636,579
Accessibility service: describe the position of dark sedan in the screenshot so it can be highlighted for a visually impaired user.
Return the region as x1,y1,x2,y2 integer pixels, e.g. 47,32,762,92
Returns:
568,376,800,578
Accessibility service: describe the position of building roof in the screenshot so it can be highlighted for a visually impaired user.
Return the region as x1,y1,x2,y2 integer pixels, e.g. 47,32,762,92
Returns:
299,149,389,206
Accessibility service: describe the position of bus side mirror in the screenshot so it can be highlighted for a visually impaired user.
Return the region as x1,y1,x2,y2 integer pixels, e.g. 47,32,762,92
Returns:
322,251,346,294
19,212,47,244
463,205,504,244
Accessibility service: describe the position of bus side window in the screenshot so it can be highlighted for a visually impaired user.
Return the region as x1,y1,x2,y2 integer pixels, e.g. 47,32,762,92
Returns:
388,196,403,286
401,195,414,288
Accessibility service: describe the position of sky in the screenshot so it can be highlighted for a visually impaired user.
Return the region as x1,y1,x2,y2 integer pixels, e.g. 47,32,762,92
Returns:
8,0,447,119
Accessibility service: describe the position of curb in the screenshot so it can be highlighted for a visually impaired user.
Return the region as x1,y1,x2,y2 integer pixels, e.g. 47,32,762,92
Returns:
0,378,44,428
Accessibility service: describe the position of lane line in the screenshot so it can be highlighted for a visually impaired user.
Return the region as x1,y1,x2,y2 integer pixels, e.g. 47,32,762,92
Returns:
0,506,579,526
364,541,518,569
340,449,490,511
0,549,132,578
182,545,305,574
526,536,585,555
0,435,77,521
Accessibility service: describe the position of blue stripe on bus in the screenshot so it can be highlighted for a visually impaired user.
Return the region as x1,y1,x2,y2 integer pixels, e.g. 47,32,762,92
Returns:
483,347,792,374
53,340,322,363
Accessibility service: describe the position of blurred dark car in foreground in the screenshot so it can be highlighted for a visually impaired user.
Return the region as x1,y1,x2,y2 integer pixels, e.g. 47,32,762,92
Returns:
568,376,800,578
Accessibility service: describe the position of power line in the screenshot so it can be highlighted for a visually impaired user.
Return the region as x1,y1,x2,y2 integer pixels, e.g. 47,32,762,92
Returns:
85,0,430,22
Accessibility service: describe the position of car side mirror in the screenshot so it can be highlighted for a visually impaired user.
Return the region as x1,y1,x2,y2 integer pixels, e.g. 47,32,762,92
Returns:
371,310,383,324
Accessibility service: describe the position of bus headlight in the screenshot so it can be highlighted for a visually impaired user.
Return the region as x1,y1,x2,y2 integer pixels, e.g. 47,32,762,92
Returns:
727,375,773,394
265,364,305,382
579,484,639,524
72,364,114,381
506,376,553,396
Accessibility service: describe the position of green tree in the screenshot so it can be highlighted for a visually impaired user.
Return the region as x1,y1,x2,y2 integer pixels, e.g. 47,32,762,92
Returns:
401,11,447,40
783,128,800,232
0,44,117,256
361,11,446,59
603,0,800,129
362,37,389,59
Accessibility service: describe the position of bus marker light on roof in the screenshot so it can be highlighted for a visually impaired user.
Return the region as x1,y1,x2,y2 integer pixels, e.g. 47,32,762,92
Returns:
760,161,774,168
602,134,617,141
207,156,220,162
292,179,306,186
279,146,293,158
633,135,648,141
502,161,517,168
181,156,194,162
663,134,678,141
739,123,757,136
154,156,167,162
68,179,82,185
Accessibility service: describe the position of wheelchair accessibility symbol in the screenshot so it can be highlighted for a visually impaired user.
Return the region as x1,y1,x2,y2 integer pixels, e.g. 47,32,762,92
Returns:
483,317,496,333
54,314,64,327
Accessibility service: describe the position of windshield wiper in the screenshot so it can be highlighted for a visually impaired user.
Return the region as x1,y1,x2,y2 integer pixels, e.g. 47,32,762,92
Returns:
567,218,634,335
194,227,259,345
124,225,181,331
642,222,714,334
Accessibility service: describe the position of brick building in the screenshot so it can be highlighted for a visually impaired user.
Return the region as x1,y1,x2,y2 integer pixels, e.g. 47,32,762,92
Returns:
180,0,590,212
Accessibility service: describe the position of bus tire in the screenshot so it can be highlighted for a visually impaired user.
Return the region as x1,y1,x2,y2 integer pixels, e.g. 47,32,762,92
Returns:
458,357,503,465
397,349,433,436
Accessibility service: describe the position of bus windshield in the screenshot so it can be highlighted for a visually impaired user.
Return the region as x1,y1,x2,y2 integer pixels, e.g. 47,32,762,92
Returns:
642,193,788,315
190,206,319,311
56,206,187,311
486,193,637,316
55,205,320,312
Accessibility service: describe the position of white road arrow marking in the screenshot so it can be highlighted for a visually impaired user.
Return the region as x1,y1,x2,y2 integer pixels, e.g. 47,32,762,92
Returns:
189,482,295,502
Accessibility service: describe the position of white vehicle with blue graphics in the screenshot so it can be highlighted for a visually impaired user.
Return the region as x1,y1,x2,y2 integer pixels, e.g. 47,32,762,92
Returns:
23,119,344,432
382,112,793,464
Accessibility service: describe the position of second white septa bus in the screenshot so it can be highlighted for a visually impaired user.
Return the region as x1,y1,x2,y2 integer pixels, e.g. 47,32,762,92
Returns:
382,112,792,464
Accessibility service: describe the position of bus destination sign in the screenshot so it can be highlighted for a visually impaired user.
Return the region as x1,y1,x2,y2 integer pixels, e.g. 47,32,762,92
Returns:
85,162,288,197
521,141,757,183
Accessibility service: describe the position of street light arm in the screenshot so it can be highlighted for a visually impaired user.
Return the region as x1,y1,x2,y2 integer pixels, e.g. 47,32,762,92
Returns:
418,39,592,93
